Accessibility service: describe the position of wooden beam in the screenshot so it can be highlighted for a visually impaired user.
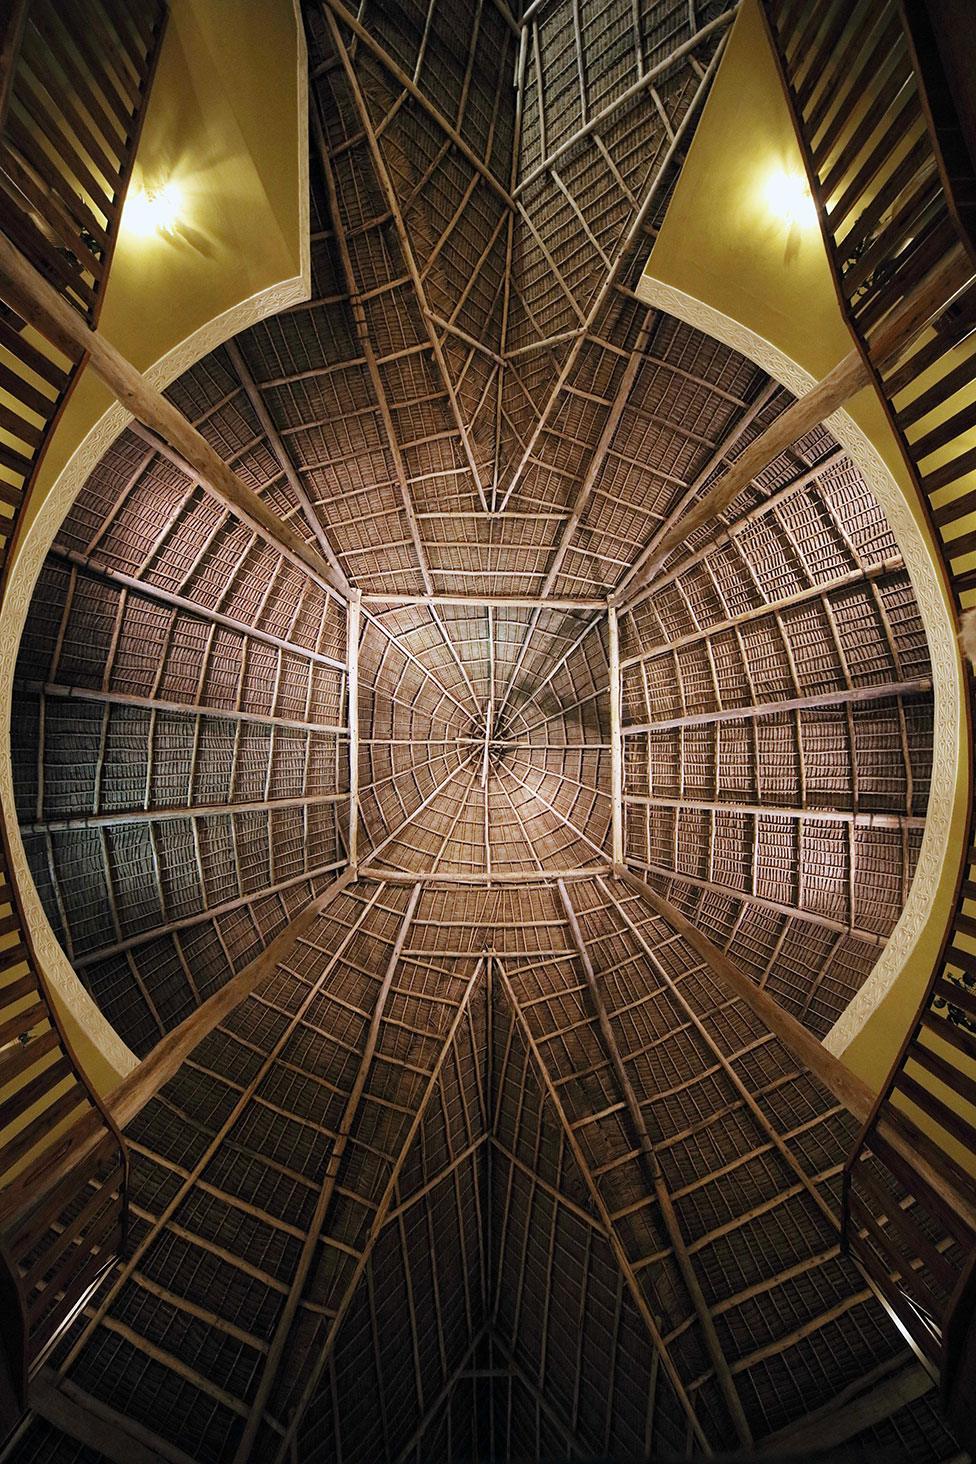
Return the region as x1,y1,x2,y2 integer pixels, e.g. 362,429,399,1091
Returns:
23,680,345,737
323,8,493,519
104,870,356,1130
615,378,780,603
623,246,976,608
21,790,344,835
361,593,606,609
514,8,735,190
49,546,346,670
620,350,870,608
347,589,361,871
615,866,875,1123
607,600,623,865
556,880,754,1449
359,864,611,885
623,676,932,732
224,338,352,596
31,1371,195,1464
320,0,514,209
272,953,486,1462
624,795,925,831
71,861,347,970
756,1360,932,1457
0,232,349,603
623,859,889,946
494,957,711,1453
234,884,425,1462
310,96,483,719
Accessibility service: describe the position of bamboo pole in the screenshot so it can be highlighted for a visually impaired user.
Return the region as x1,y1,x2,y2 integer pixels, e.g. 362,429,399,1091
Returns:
104,870,356,1130
0,232,349,602
347,589,361,871
557,880,754,1447
608,599,623,865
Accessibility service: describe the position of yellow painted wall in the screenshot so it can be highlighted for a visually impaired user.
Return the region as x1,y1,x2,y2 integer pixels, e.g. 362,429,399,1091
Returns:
2,0,309,1094
21,0,306,542
639,0,970,1094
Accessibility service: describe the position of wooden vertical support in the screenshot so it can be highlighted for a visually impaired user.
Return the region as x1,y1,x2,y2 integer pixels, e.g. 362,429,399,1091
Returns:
608,597,623,865
347,588,361,871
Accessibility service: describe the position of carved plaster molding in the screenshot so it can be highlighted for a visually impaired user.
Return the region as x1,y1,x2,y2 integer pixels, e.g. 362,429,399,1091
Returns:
635,274,965,1056
0,2,312,1082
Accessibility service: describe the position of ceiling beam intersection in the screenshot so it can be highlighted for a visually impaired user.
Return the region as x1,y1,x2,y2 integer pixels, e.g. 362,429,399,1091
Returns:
324,6,495,520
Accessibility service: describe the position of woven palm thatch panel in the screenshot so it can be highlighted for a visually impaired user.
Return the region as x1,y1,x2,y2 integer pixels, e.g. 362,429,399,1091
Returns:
286,978,488,1463
42,883,483,1463
491,976,690,1459
13,489,347,1048
26,875,948,1462
618,418,934,1029
6,0,959,1452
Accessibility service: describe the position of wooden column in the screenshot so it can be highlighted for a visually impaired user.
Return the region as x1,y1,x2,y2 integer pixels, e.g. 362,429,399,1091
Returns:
347,589,361,871
607,597,623,865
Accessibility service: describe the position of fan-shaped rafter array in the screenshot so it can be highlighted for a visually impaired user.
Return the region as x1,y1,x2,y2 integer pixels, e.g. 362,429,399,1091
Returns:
6,0,953,1460
15,879,957,1464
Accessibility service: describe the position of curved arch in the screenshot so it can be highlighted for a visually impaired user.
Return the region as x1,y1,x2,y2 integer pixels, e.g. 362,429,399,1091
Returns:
634,273,968,1056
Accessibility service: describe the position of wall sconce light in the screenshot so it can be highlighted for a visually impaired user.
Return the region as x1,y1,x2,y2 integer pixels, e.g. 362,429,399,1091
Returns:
764,168,816,228
123,180,183,238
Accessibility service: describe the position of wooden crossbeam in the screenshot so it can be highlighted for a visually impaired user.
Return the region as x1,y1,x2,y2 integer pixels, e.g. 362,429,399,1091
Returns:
0,232,349,602
347,589,361,870
557,880,754,1448
233,883,426,1461
608,600,623,865
104,870,356,1129
270,951,486,1462
493,955,711,1453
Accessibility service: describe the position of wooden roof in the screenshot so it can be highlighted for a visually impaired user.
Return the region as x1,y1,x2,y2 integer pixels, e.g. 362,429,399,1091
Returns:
6,0,952,1459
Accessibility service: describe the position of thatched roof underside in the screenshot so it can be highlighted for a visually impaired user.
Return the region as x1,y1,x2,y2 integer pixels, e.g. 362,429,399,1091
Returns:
8,0,948,1459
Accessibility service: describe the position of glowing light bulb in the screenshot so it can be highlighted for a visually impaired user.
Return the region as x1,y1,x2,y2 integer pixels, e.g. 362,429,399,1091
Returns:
124,180,182,238
764,168,816,228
